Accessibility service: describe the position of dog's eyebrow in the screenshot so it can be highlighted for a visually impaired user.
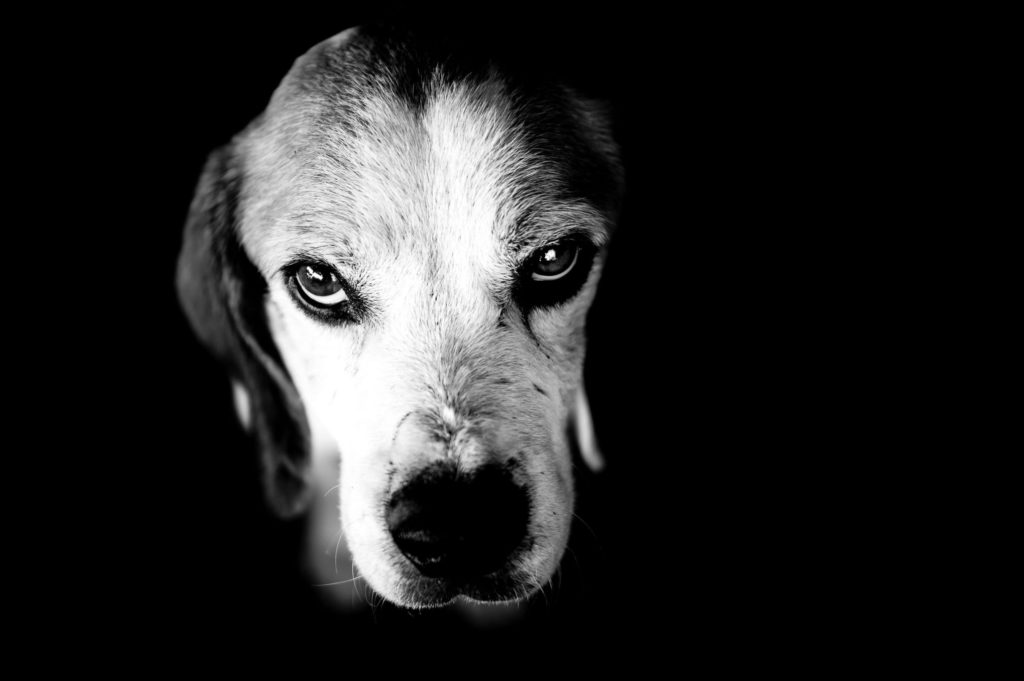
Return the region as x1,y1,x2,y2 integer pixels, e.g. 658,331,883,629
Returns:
280,247,358,268
506,202,610,257
269,208,367,263
272,227,360,272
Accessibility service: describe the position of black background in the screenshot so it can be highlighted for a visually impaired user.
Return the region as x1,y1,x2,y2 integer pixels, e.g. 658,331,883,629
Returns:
30,3,873,665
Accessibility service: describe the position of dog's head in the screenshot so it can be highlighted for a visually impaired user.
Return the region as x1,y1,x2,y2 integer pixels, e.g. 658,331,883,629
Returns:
177,25,623,608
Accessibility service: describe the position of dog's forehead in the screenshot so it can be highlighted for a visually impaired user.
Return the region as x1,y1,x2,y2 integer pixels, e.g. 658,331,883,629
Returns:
236,26,622,274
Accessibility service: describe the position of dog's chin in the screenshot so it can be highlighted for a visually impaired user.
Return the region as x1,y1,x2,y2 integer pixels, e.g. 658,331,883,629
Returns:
383,564,544,609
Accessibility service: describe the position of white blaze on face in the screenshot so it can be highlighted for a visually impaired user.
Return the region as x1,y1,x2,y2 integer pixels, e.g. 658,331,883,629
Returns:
421,77,521,294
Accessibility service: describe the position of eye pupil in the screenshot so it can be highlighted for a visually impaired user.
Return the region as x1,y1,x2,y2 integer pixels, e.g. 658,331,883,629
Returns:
532,242,578,280
294,262,349,309
299,264,341,297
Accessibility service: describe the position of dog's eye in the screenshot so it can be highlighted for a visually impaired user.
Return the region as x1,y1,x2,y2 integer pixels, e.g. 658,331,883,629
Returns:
530,242,579,281
516,238,596,310
296,263,348,306
285,261,363,325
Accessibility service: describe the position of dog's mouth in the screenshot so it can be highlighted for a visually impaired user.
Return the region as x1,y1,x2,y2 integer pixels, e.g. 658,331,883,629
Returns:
383,461,540,607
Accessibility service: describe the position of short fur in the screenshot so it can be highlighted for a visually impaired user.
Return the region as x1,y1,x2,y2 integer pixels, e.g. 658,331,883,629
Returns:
177,24,623,608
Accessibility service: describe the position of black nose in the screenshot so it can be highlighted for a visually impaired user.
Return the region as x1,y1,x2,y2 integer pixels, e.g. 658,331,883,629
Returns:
386,462,530,579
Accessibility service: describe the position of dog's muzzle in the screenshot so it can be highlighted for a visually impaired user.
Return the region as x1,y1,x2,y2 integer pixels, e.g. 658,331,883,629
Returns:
386,461,530,580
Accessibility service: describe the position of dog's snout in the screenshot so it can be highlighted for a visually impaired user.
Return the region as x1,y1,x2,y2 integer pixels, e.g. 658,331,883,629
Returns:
386,462,529,579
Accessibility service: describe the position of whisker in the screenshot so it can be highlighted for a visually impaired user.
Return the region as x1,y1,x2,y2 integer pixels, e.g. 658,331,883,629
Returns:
563,543,583,571
572,512,601,543
313,575,365,587
350,559,359,608
333,529,345,574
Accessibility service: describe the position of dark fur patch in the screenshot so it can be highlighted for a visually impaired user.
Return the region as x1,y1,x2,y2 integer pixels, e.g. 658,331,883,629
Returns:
292,23,624,216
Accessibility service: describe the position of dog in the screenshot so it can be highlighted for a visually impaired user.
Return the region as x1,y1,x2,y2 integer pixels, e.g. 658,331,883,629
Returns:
176,23,624,610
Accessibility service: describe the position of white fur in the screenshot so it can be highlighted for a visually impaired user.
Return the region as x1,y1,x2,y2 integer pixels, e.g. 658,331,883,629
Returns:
574,382,604,473
231,381,251,432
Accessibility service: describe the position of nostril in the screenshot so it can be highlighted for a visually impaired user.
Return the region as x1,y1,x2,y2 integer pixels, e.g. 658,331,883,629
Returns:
386,463,529,579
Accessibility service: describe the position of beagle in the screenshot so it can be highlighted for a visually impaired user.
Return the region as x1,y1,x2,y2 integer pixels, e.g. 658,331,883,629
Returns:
176,23,624,609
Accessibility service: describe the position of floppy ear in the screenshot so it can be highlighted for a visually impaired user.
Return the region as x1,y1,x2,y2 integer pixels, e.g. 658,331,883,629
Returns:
176,145,312,517
571,379,604,473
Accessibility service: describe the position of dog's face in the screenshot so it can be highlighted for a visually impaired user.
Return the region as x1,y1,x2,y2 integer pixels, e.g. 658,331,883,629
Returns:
178,26,623,609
